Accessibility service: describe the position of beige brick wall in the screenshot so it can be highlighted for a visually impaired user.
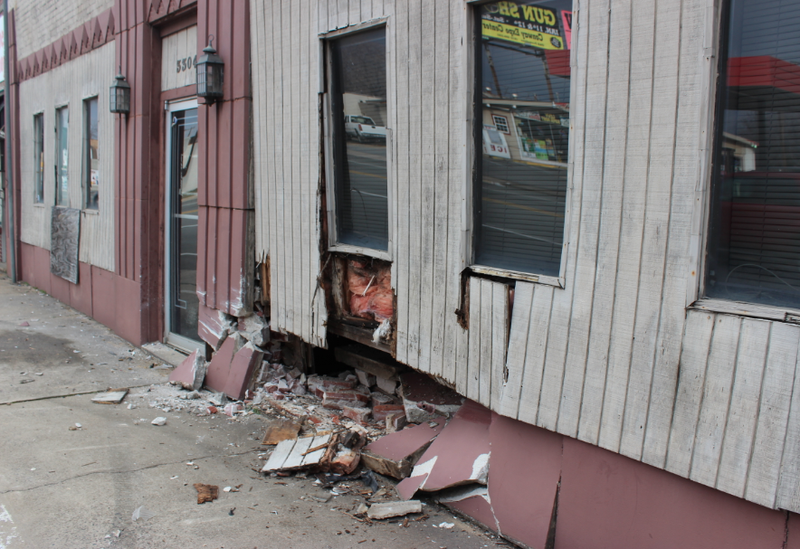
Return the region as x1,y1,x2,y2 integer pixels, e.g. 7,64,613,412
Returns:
12,0,114,59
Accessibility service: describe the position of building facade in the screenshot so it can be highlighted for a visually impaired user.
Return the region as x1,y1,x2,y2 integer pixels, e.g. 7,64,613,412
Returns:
4,0,800,547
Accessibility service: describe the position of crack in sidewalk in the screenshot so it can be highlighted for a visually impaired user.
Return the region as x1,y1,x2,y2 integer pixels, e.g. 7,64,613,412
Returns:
0,383,159,406
0,451,257,495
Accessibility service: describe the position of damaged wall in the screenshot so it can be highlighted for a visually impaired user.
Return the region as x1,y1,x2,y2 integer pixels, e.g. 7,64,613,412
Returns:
249,0,800,517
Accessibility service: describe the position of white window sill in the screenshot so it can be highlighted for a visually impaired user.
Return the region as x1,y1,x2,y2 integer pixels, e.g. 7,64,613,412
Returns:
328,243,391,262
470,264,564,288
82,209,100,216
33,203,47,209
689,297,800,324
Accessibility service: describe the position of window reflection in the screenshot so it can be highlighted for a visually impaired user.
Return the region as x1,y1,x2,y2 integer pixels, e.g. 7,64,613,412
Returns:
706,0,800,308
330,27,388,251
476,1,572,276
84,97,99,210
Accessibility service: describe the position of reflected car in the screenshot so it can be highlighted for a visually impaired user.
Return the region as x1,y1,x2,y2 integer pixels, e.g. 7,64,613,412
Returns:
344,115,387,142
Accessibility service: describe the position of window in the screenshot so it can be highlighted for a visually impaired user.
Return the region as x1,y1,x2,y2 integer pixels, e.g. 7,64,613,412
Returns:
33,113,44,203
705,0,800,309
328,27,388,252
475,1,572,277
83,97,99,210
492,115,509,133
55,106,69,207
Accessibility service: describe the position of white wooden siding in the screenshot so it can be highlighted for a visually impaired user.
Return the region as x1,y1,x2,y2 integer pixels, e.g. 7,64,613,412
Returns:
18,42,116,272
161,26,197,92
251,0,800,514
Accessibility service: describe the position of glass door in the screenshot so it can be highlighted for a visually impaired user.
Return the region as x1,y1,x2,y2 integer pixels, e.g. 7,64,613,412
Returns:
166,101,202,351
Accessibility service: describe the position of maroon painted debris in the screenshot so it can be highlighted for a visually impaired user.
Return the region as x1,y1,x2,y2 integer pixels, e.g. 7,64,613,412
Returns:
204,336,239,394
397,400,491,499
361,418,446,480
169,349,207,391
224,343,264,401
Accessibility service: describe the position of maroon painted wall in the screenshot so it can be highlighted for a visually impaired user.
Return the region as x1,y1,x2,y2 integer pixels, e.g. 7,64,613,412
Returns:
195,0,253,317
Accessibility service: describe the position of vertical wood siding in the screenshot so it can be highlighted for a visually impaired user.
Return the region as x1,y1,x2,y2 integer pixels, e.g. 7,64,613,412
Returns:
18,42,116,272
251,0,800,514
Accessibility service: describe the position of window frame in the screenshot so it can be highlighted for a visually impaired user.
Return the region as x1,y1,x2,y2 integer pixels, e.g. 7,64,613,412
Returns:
690,0,800,323
82,96,99,211
33,112,45,204
492,115,509,134
54,104,69,208
467,1,576,288
321,18,393,262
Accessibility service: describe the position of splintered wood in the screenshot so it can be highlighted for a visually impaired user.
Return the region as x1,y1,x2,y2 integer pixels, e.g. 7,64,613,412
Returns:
261,419,302,446
194,483,219,504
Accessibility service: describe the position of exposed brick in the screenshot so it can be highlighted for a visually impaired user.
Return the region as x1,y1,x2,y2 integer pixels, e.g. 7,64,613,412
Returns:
373,404,406,422
342,405,371,425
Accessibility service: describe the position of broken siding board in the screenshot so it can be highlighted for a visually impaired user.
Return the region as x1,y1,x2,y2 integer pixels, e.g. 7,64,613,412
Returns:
665,310,715,478
301,433,333,466
715,319,769,498
273,0,285,331
479,278,495,407
498,281,533,418
750,323,800,509
299,0,311,343
536,0,589,434
518,285,555,425
285,0,299,336
640,0,703,468
428,0,450,379
620,0,683,465
394,0,410,365
557,0,611,439
405,0,423,370
777,344,800,511
442,0,467,388
689,315,741,488
416,0,436,376
597,0,656,454
467,277,482,402
281,435,315,470
577,0,632,446
490,281,508,411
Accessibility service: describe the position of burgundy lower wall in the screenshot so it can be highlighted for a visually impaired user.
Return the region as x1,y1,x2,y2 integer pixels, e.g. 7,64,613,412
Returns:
440,406,795,549
20,242,147,346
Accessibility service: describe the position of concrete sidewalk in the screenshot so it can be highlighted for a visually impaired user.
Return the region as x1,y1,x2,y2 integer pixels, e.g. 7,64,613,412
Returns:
0,272,506,549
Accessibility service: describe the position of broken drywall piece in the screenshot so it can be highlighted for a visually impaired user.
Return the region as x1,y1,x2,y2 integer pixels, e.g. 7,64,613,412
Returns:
372,319,392,343
396,400,492,499
261,419,302,446
169,350,207,391
361,418,446,480
91,388,128,404
367,500,423,520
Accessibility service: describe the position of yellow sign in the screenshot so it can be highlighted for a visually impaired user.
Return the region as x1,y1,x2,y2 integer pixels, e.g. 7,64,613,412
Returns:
481,2,565,50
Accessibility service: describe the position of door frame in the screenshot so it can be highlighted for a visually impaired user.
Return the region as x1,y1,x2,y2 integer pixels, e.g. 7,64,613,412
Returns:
164,97,203,353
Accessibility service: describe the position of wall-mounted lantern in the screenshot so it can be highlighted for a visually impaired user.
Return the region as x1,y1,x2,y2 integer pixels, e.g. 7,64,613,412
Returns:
196,36,224,104
109,72,131,114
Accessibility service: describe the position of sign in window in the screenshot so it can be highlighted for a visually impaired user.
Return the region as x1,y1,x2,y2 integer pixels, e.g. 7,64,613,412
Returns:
475,1,572,277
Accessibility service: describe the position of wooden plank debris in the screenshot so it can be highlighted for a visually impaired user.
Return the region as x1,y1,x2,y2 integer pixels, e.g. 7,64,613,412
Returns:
367,500,423,520
91,388,128,404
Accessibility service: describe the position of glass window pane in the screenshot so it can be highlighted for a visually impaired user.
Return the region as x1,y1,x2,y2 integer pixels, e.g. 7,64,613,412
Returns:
84,97,99,210
330,27,388,251
34,114,44,203
55,106,69,207
476,1,572,276
706,0,800,308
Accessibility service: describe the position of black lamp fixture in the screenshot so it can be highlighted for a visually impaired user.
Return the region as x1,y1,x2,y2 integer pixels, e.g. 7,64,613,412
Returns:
109,69,131,114
196,35,224,104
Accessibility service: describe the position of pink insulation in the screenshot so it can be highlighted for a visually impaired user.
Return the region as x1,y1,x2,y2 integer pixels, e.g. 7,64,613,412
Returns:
347,259,394,322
